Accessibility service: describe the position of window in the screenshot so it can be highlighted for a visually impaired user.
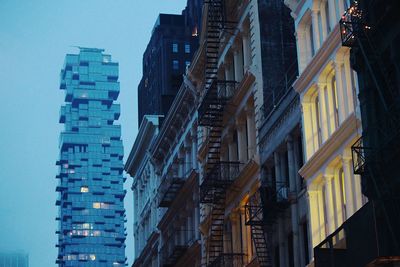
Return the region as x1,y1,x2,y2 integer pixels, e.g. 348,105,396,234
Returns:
184,44,190,53
322,185,329,236
309,23,315,56
80,186,89,193
339,168,347,220
331,75,339,128
172,43,178,53
93,202,101,209
315,95,322,145
172,60,179,70
302,221,310,264
185,61,191,68
325,3,331,33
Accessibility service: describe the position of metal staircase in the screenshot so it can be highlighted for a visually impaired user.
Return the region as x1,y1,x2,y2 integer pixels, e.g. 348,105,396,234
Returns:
245,183,291,267
198,0,241,266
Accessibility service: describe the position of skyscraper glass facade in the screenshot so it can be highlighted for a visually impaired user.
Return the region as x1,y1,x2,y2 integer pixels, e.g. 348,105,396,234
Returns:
56,48,126,266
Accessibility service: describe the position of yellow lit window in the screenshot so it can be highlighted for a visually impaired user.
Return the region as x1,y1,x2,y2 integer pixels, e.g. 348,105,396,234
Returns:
93,202,101,209
90,254,96,261
80,186,89,193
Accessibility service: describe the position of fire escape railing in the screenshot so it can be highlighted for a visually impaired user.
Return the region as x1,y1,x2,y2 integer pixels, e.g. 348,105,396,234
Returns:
198,1,245,266
244,182,292,267
157,162,187,207
160,229,195,267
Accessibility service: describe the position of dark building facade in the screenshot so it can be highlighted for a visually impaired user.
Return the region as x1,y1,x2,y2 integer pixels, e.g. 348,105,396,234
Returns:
137,2,201,126
314,1,400,266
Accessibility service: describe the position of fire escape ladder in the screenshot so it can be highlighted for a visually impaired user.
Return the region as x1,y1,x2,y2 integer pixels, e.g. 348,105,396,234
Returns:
245,191,273,267
207,188,226,264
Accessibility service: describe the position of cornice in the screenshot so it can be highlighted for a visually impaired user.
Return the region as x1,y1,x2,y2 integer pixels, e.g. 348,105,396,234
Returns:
299,113,360,179
293,24,341,94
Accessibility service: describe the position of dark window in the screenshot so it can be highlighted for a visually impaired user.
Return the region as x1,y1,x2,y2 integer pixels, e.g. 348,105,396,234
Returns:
303,221,310,264
184,44,190,53
288,232,294,267
172,60,179,70
274,245,280,267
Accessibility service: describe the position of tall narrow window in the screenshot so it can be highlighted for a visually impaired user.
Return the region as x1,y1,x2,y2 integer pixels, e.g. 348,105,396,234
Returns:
339,168,347,221
303,221,310,264
322,185,329,236
172,43,178,53
325,3,331,33
172,60,179,70
184,44,190,53
315,95,322,145
309,23,315,57
331,75,339,128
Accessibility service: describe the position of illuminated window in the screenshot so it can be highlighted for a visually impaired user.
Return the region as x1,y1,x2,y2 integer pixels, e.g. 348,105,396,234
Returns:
172,43,178,53
93,230,101,236
185,61,191,68
82,223,91,229
184,44,190,53
80,186,89,193
90,254,96,261
172,60,179,70
93,202,101,209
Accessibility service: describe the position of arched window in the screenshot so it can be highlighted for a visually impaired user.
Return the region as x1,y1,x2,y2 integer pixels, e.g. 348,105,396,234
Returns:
315,95,322,145
338,168,347,221
331,75,339,128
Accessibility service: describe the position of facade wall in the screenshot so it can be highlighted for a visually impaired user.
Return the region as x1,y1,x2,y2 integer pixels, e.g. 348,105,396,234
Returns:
125,115,162,267
56,48,126,267
285,0,366,262
150,82,201,267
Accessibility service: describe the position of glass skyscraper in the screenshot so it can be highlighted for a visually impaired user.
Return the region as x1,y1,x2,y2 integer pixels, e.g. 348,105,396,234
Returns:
56,48,126,266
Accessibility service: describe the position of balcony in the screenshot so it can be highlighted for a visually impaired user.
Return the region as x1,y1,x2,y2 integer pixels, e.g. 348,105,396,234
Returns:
200,161,241,203
160,229,195,267
208,253,244,267
157,163,188,207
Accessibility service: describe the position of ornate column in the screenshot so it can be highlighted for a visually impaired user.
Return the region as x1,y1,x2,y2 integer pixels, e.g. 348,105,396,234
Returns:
327,0,337,31
191,126,198,170
311,9,321,51
242,30,251,71
317,83,329,141
224,54,234,81
274,151,282,185
333,60,348,123
227,130,238,162
324,173,335,235
233,41,244,82
184,137,192,176
236,117,248,163
287,135,301,267
295,29,307,72
342,156,355,216
229,210,241,253
307,185,322,249
245,104,256,159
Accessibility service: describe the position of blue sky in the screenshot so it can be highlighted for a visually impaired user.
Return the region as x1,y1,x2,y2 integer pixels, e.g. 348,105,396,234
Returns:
0,0,186,266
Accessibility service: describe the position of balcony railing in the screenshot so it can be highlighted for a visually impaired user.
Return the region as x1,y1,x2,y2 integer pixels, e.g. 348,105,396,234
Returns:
157,162,191,207
208,253,245,267
160,229,195,267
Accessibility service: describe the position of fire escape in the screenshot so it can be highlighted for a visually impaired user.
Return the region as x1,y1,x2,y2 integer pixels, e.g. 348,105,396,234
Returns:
198,0,241,265
340,0,400,182
245,182,291,267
